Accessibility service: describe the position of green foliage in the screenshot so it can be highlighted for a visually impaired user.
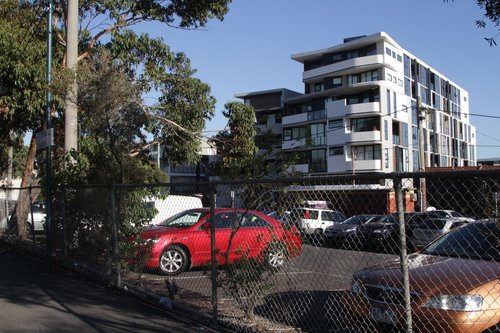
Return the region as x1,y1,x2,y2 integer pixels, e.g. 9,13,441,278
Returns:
217,254,276,321
0,142,28,179
211,102,257,178
0,1,49,148
446,0,499,45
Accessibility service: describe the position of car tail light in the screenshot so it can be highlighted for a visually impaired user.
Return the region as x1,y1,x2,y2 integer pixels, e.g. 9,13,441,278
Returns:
304,210,309,219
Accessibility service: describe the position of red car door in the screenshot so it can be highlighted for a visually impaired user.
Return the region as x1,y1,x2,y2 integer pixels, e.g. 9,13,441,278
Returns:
192,212,234,266
226,212,273,262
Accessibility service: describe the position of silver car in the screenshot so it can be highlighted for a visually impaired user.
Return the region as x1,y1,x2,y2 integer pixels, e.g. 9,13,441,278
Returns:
410,217,468,249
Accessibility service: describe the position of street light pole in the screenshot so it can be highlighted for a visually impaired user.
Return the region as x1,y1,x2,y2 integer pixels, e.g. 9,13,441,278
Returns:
45,0,53,261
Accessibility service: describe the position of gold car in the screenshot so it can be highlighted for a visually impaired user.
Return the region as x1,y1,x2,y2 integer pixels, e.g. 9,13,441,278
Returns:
345,219,499,333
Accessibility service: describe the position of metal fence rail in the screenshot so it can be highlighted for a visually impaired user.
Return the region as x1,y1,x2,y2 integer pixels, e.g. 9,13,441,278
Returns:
1,170,499,333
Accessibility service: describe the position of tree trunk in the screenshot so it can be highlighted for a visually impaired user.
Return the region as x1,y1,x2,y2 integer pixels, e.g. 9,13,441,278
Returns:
15,134,39,239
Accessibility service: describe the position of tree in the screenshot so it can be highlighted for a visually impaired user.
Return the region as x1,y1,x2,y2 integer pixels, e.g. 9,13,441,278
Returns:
445,0,500,45
475,0,500,45
1,0,232,238
210,102,257,179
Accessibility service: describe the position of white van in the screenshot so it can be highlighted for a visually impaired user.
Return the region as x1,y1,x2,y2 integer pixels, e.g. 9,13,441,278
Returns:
145,195,203,225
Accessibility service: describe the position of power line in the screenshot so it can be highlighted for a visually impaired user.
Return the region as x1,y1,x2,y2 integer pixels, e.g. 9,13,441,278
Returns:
469,113,500,119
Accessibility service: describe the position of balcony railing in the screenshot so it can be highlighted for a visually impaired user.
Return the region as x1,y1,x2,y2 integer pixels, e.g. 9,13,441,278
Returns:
309,135,326,146
307,109,326,121
310,161,327,173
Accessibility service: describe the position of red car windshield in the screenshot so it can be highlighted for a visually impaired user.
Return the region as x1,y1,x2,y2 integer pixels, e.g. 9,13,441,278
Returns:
159,210,208,228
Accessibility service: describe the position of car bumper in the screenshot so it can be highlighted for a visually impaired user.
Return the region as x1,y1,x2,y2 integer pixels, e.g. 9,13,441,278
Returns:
343,291,499,333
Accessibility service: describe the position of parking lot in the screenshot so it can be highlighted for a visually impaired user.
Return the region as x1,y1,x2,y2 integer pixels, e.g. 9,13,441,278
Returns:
126,243,398,333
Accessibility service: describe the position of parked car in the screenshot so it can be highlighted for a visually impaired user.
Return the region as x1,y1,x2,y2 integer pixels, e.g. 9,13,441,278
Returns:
426,209,475,222
289,207,346,237
0,204,46,233
323,215,383,247
135,208,303,275
345,219,499,333
353,215,399,252
266,210,291,224
410,217,469,250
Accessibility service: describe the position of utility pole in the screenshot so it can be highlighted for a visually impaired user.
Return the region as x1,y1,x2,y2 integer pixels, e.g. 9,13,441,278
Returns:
45,0,54,263
417,96,428,212
64,0,79,153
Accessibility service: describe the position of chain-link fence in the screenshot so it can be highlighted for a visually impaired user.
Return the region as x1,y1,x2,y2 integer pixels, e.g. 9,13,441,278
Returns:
1,170,499,333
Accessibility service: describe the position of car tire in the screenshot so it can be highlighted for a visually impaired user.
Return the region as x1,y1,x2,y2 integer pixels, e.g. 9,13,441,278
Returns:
310,229,324,245
159,245,189,276
265,243,287,270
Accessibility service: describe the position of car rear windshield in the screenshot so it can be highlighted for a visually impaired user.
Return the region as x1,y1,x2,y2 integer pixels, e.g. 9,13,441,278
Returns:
423,222,499,261
415,219,448,230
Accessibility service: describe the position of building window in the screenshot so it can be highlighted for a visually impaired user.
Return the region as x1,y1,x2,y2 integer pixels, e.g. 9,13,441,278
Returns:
310,123,326,146
385,148,389,168
314,83,323,92
345,90,380,105
402,122,409,147
386,47,391,56
311,149,327,173
354,145,381,160
386,73,392,82
349,70,378,85
397,54,402,62
329,146,344,156
332,77,342,87
329,118,343,131
384,120,389,140
283,126,306,141
412,126,418,147
308,109,326,121
393,91,397,117
351,116,380,132
386,89,391,115
404,54,411,77
404,78,411,96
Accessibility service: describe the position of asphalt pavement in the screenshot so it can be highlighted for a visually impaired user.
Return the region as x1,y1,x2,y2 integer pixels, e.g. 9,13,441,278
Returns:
0,241,227,333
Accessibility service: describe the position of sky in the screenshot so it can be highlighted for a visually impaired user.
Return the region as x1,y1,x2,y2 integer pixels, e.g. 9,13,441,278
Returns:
135,0,500,159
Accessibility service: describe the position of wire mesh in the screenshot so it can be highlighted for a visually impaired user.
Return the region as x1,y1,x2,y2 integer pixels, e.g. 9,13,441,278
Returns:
3,170,499,333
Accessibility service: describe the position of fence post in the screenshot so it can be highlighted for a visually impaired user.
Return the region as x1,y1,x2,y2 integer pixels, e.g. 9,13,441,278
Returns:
394,175,413,333
28,187,35,244
61,189,68,257
4,186,10,224
209,184,218,327
111,186,121,287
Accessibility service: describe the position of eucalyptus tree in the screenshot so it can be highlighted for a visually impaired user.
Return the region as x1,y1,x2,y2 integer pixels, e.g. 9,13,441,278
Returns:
0,0,232,238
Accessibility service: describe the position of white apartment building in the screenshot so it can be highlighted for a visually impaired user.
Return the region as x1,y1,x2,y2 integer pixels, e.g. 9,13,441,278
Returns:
241,32,477,176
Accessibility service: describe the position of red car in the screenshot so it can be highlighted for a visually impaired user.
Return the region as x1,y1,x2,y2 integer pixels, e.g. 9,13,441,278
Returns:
138,208,302,275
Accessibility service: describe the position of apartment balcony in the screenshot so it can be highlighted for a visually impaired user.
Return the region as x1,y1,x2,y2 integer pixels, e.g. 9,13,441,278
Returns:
310,161,327,173
346,130,381,143
303,54,384,81
327,155,348,173
287,163,309,173
282,138,306,150
326,99,346,118
345,101,380,115
283,113,307,126
349,159,383,172
327,130,346,145
256,123,282,135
